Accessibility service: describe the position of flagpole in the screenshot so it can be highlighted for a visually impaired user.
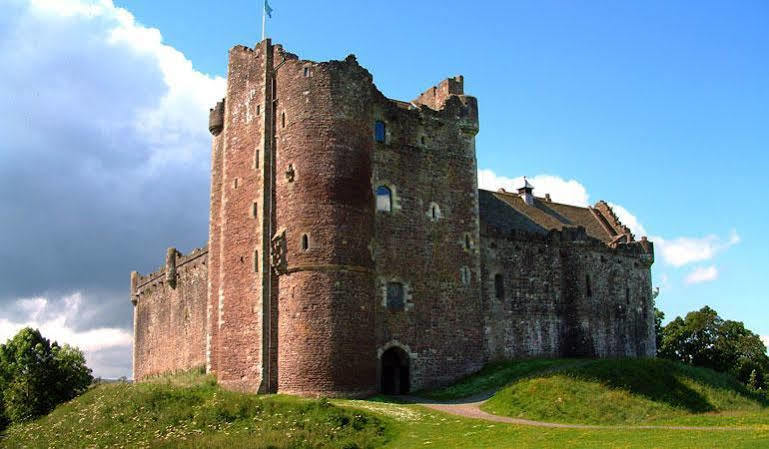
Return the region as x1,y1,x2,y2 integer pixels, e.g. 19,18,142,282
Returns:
261,1,266,41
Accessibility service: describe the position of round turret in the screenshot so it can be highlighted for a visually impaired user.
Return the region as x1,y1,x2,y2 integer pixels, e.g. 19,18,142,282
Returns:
273,53,377,396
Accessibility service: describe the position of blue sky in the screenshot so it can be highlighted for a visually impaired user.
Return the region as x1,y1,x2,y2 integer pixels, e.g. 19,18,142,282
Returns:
0,0,766,376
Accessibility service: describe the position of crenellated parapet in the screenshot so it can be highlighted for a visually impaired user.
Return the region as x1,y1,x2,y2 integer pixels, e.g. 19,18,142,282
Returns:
131,246,208,303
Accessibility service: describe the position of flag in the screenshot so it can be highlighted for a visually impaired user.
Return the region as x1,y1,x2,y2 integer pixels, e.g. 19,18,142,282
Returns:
264,0,273,18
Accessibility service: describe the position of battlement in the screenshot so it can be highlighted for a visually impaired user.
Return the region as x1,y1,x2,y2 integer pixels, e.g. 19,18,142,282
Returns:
413,75,464,110
131,246,208,303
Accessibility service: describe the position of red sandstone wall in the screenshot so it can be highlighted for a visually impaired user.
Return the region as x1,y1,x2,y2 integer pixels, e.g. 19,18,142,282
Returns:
133,248,208,379
210,43,271,392
372,79,485,391
273,52,377,397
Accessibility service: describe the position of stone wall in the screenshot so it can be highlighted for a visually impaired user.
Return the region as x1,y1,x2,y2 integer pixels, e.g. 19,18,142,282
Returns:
132,247,208,380
481,228,655,361
372,77,485,391
205,41,278,393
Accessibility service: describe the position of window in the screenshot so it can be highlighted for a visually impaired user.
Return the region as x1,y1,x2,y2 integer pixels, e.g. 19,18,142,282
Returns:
460,266,471,285
586,274,592,297
301,234,309,251
464,233,472,250
374,120,386,142
428,202,440,221
253,250,259,272
256,104,260,116
376,186,392,212
494,274,504,299
386,282,405,311
254,149,260,168
303,67,310,77
420,136,426,145
251,201,258,218
626,287,630,305
281,112,286,128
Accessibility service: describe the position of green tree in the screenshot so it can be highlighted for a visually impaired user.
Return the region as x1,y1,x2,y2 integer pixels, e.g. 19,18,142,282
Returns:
654,307,665,355
658,306,769,389
0,328,93,428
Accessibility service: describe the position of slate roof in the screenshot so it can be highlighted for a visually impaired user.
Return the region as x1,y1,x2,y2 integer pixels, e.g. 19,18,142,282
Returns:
478,189,624,244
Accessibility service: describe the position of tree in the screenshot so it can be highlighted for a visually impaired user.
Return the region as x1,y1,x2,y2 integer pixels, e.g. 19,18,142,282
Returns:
658,306,769,390
0,328,93,428
654,307,665,355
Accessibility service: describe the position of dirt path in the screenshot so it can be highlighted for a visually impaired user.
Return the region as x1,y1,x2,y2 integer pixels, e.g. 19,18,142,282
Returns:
401,395,754,431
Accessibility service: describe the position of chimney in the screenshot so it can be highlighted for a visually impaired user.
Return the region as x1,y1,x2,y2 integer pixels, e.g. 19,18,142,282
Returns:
517,177,535,206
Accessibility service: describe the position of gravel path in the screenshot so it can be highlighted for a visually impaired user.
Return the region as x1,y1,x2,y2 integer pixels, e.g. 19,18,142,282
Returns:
401,394,755,431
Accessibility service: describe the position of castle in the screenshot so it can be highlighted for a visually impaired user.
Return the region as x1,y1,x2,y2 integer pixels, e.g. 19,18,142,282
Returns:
130,40,656,396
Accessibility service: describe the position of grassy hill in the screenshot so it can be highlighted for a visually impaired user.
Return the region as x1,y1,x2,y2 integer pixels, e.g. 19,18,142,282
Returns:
0,373,389,449
426,358,769,426
2,360,768,449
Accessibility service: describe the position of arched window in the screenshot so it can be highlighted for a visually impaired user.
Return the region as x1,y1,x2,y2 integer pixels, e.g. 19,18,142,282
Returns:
386,282,404,310
429,202,441,221
376,186,392,212
494,274,504,299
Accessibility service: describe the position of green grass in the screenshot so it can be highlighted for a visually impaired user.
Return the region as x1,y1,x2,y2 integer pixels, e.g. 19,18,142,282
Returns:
3,361,769,449
0,373,388,449
338,402,769,449
479,358,769,426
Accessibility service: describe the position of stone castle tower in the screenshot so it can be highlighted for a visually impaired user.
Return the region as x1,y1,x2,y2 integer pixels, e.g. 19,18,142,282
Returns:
131,40,655,396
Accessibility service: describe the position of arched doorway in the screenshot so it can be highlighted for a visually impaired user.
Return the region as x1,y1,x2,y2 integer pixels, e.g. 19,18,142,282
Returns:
380,346,409,394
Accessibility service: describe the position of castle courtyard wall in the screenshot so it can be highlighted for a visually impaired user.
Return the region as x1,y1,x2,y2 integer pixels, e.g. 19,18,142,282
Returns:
132,248,208,380
481,230,655,361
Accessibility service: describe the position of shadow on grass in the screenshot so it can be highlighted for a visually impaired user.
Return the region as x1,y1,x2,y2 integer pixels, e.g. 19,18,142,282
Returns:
529,358,768,413
408,358,768,415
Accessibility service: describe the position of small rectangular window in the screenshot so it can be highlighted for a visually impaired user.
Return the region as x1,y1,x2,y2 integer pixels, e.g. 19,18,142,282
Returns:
494,274,504,300
256,104,260,116
386,282,405,311
254,149,260,169
586,274,592,298
251,201,258,218
374,120,386,142
253,250,259,273
303,67,310,77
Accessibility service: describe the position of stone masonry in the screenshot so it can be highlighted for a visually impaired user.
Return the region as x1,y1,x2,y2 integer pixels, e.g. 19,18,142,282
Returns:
130,40,656,396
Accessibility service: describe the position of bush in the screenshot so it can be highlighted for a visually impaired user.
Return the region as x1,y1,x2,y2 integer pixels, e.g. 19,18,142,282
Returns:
0,327,93,428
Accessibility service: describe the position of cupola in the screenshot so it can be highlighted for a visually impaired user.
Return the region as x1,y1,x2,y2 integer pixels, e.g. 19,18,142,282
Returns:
517,177,535,205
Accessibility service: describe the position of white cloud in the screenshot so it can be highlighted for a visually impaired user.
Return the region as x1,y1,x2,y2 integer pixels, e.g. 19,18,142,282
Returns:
27,0,225,171
684,266,719,285
653,230,740,267
478,169,590,206
0,292,132,378
608,202,648,237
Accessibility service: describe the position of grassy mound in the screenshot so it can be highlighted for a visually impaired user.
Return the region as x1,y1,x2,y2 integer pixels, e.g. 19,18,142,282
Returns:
479,358,769,425
0,373,388,449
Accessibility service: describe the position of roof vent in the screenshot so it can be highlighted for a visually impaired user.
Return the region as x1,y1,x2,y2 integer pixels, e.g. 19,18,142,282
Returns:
545,193,552,202
517,177,535,206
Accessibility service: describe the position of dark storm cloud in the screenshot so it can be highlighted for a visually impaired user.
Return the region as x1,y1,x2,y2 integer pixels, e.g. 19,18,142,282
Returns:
0,0,224,375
